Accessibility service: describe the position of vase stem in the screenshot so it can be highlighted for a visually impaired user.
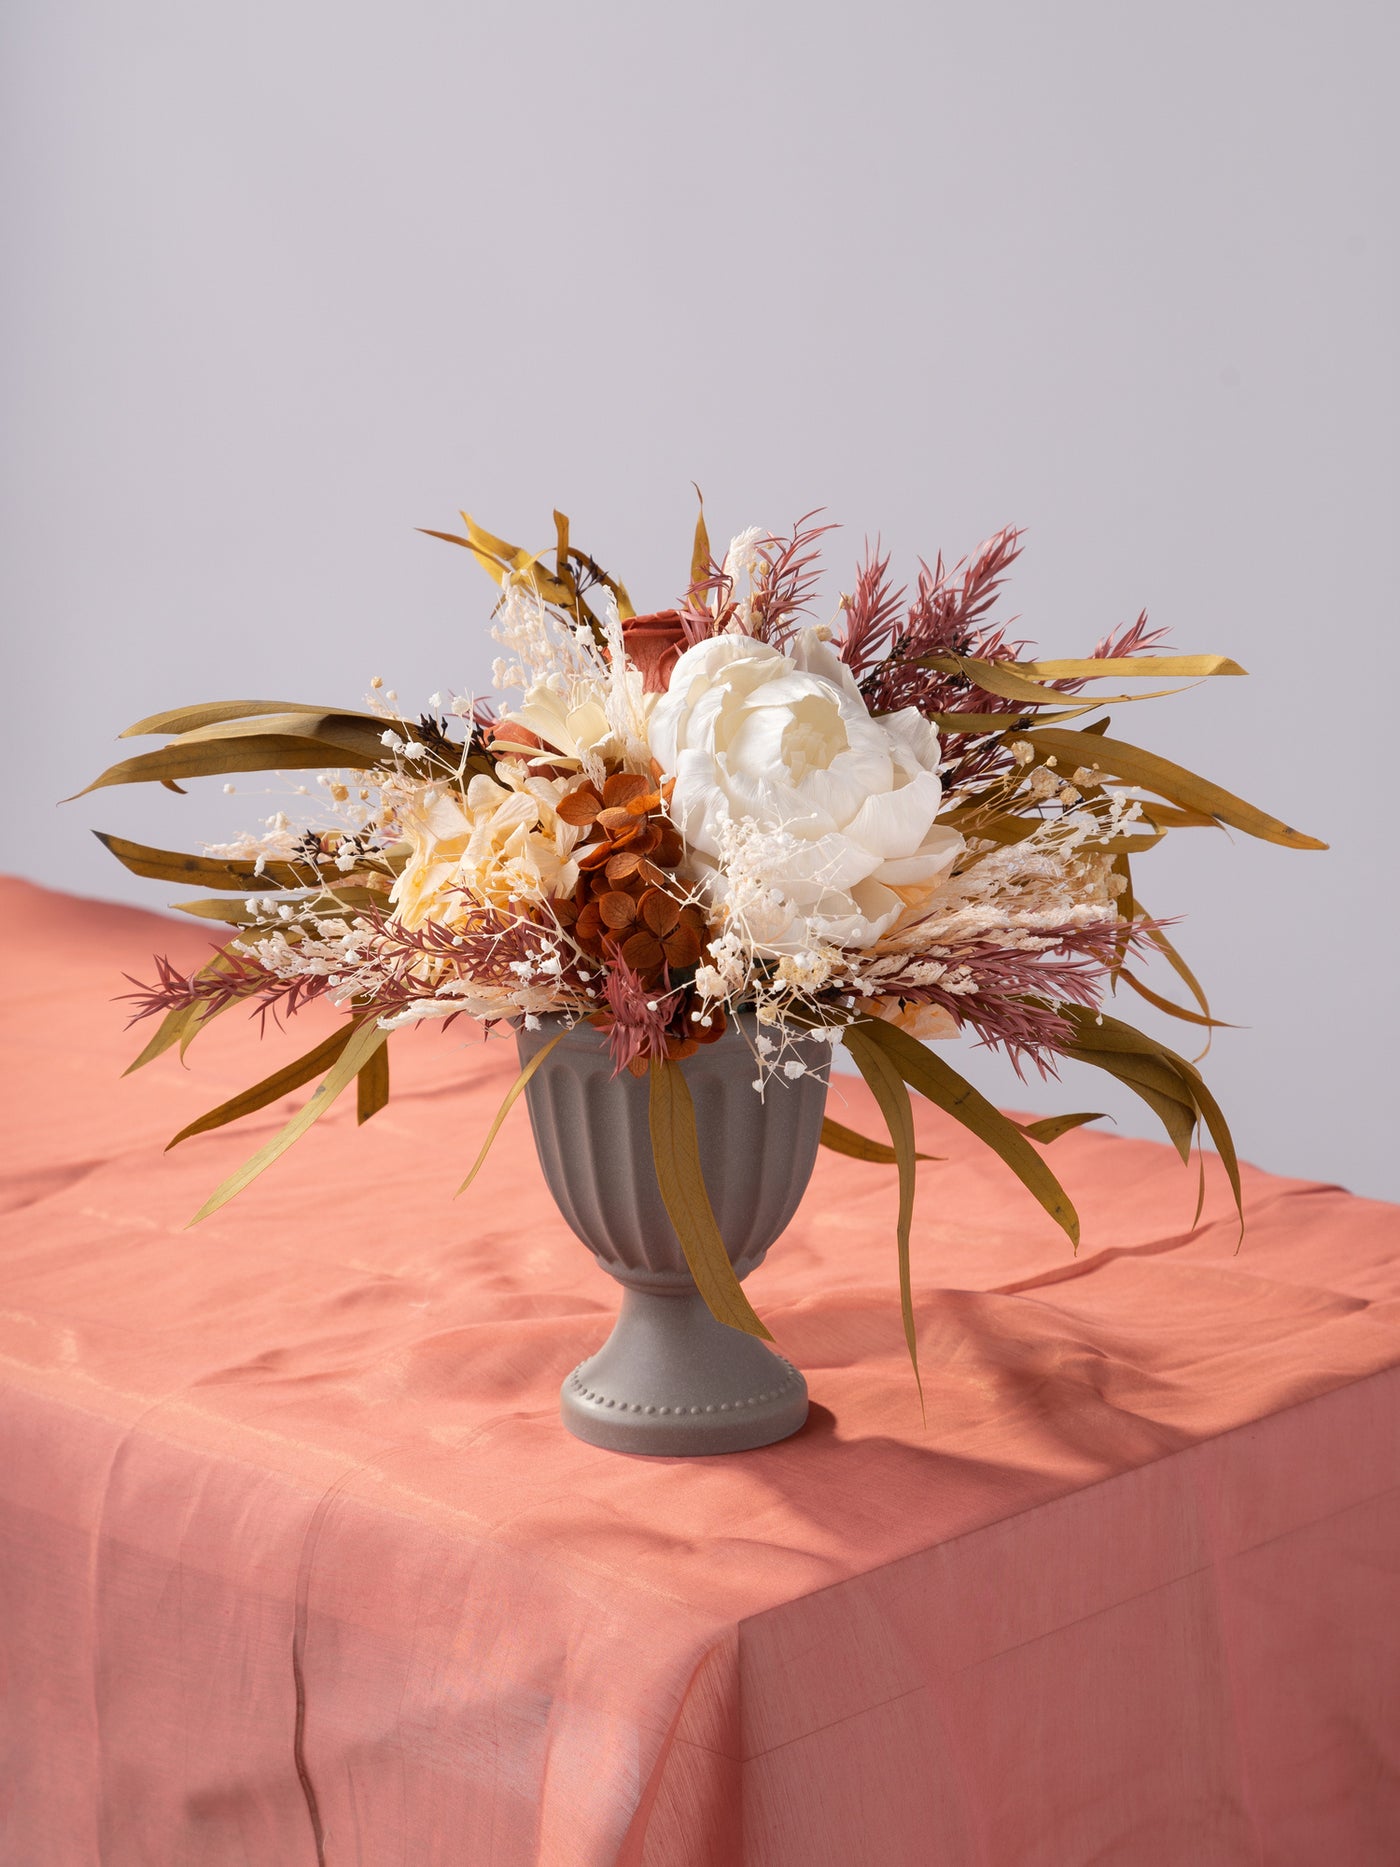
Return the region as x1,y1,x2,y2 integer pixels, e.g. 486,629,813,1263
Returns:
561,1288,808,1456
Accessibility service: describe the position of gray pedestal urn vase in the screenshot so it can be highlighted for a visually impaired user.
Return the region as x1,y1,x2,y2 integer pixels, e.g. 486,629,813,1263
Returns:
516,1014,830,1456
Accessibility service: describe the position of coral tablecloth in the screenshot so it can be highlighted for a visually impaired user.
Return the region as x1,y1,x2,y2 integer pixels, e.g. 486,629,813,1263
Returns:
2,878,1398,1866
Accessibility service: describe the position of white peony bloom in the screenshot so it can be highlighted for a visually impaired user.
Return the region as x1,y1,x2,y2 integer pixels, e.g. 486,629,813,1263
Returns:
648,629,964,952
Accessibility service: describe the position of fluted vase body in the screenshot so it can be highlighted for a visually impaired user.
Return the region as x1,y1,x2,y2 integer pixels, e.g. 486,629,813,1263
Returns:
517,1014,829,1454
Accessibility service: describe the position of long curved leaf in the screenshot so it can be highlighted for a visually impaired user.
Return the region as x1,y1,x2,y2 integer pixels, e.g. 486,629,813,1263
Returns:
455,1030,566,1194
690,494,711,587
166,1024,357,1149
95,831,338,893
917,653,1191,708
170,711,388,755
1132,803,1221,831
1171,1060,1243,1243
74,732,384,797
356,1039,391,1124
1116,967,1232,1030
1139,913,1214,1024
1014,1111,1107,1144
938,808,1043,846
819,1117,939,1164
120,699,384,738
1022,727,1327,850
124,999,208,1076
1060,1008,1243,1235
122,949,245,1074
925,704,1104,732
425,513,628,636
1011,655,1247,680
647,1059,771,1339
851,1016,1080,1248
170,886,388,924
1062,1043,1199,1162
187,1019,387,1225
844,1023,923,1400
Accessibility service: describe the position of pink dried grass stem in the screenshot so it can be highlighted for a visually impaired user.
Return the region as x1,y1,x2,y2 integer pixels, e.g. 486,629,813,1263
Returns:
867,916,1163,1079
832,540,906,680
596,962,676,1075
350,899,594,1023
859,526,1029,716
1093,609,1170,661
746,513,839,646
119,948,334,1034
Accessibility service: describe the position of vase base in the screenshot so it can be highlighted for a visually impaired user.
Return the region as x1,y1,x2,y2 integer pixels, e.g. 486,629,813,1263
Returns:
560,1289,808,1456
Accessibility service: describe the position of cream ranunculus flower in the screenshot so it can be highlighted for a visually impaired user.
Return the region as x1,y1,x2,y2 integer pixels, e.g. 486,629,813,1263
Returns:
647,629,964,951
495,678,615,770
390,766,579,931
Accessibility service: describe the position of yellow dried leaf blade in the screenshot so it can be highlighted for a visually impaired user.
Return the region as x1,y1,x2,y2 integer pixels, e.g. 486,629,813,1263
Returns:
462,514,536,573
844,1025,923,1402
123,1001,202,1075
1063,1048,1199,1162
1174,1062,1244,1241
523,561,580,608
455,1030,566,1196
1140,914,1213,1023
1065,1007,1241,1230
1062,1005,1195,1063
74,734,381,797
1061,1037,1191,1095
167,1024,358,1149
1136,803,1221,831
419,527,506,582
1012,655,1247,680
1111,853,1135,950
170,885,388,925
1093,832,1165,857
647,1061,771,1340
356,1040,390,1124
1022,728,1327,850
178,997,231,1060
853,1017,1080,1247
924,705,1103,731
120,699,343,739
819,1117,939,1164
122,949,244,1074
937,810,1042,847
170,710,388,753
187,1020,387,1226
1014,1111,1108,1144
691,493,711,587
1059,1009,1206,1156
917,653,1190,708
94,831,331,893
1116,967,1232,1030
170,897,267,924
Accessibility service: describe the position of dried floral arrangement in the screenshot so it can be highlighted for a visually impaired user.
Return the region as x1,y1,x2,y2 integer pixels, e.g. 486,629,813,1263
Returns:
81,504,1324,1366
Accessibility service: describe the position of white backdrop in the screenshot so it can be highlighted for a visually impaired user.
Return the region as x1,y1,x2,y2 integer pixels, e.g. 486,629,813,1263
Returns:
4,1,1395,1198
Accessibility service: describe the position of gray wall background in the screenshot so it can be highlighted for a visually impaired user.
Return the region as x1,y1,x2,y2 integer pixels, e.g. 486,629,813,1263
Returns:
4,2,1395,1200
